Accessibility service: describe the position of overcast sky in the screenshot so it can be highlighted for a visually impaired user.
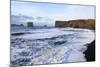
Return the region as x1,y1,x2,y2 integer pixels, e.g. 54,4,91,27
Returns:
11,1,95,26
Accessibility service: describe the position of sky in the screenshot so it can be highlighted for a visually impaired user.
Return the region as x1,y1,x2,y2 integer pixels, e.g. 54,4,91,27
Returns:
11,1,95,26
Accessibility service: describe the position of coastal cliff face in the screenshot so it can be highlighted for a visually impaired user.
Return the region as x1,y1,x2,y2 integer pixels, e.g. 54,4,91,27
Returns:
55,19,95,29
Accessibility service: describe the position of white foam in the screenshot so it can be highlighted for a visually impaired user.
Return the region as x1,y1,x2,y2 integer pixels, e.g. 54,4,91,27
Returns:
11,28,95,65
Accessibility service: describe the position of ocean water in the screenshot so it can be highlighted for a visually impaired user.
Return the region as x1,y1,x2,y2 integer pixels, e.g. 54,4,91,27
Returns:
10,28,95,66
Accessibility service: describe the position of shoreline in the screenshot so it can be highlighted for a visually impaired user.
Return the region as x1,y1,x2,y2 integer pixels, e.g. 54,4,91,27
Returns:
84,40,95,62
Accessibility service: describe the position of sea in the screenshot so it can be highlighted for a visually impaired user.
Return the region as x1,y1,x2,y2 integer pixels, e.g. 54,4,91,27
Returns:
10,27,95,66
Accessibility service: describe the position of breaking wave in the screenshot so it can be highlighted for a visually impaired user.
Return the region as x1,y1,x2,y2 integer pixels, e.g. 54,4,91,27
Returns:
10,28,95,66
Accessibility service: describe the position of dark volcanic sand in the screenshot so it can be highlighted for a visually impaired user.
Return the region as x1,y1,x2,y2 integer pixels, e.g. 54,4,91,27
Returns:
84,40,95,62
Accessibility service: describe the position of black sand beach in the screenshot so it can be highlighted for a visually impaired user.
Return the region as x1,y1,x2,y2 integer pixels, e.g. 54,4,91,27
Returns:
84,40,95,61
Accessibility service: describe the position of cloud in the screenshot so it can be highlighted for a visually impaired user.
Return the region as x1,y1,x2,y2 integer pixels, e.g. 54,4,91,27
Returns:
11,1,95,26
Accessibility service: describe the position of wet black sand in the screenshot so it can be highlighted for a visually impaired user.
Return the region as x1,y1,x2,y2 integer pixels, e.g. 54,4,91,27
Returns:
84,40,95,62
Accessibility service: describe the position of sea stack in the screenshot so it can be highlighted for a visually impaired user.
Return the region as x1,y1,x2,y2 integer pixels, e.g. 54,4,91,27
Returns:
27,22,34,28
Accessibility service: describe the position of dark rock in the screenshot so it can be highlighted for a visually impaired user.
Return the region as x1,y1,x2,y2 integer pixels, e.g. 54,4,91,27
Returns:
84,40,95,61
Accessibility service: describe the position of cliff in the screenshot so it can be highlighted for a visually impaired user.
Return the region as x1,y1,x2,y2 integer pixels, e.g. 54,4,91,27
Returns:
55,19,95,30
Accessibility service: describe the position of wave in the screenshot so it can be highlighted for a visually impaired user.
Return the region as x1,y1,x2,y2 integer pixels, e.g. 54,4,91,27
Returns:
10,28,95,66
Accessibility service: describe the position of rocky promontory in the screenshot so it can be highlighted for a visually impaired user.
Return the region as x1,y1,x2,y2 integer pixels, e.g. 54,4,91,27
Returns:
55,19,95,30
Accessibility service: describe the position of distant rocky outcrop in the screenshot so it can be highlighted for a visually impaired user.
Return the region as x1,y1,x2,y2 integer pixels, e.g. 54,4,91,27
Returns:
11,24,24,27
27,22,34,28
55,19,95,29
